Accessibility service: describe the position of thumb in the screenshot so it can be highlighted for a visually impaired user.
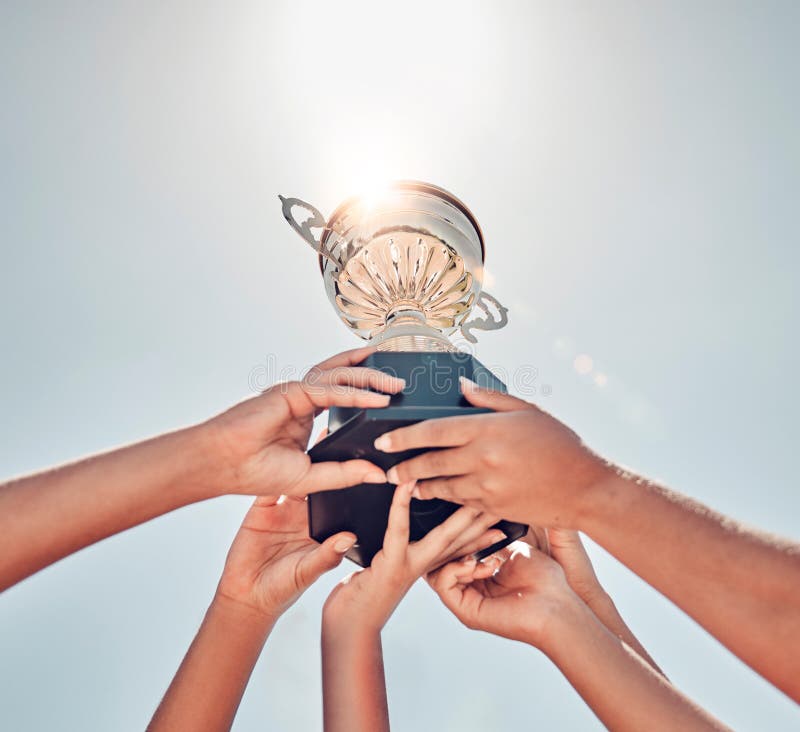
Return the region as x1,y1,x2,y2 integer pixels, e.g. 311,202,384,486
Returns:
546,528,602,597
547,528,588,562
295,532,357,591
290,459,386,496
459,377,536,413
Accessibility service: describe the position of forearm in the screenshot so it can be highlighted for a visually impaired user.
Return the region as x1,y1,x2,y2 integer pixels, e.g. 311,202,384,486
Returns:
580,472,800,700
148,594,274,732
322,623,389,732
541,597,730,732
586,591,663,675
0,424,223,590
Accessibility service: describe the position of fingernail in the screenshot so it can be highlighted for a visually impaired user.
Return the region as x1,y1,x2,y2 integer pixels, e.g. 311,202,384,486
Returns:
489,530,506,543
334,536,356,553
386,466,399,484
394,377,406,389
459,376,480,392
374,434,391,451
364,469,387,484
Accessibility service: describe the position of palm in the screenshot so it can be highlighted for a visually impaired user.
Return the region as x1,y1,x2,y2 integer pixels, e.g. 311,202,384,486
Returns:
218,496,317,617
213,387,318,495
458,548,567,641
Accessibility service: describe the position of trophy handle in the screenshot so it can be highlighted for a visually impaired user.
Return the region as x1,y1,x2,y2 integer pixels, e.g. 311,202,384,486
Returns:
278,195,340,265
460,291,509,344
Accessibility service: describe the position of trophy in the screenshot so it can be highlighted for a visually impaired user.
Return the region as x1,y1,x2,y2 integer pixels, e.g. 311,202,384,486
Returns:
280,181,528,566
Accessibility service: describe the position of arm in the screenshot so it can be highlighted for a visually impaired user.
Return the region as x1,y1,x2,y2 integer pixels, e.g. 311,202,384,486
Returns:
147,596,274,732
545,528,662,674
581,472,800,697
429,542,731,732
321,482,506,732
379,379,800,700
0,346,402,591
545,596,726,731
148,495,355,732
322,626,389,732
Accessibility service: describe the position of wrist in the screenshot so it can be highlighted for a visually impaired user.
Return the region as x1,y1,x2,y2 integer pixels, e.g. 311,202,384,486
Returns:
526,590,589,654
211,592,280,633
155,424,229,503
575,465,642,535
322,605,384,640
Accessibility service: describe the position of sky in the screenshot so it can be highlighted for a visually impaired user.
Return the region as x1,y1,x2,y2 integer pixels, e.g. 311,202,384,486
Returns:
1,1,798,730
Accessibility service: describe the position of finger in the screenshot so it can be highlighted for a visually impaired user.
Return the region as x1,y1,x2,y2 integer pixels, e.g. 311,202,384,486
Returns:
382,482,414,560
295,531,357,591
428,557,471,592
459,377,538,413
472,555,503,579
438,513,502,561
385,446,476,484
312,428,329,446
311,346,377,372
290,459,386,495
547,528,599,582
441,528,507,565
413,475,483,506
430,559,483,623
308,366,405,395
373,415,483,453
297,382,394,411
411,505,481,568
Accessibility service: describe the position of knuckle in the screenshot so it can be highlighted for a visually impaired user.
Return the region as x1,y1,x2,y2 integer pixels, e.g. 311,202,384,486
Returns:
479,446,500,469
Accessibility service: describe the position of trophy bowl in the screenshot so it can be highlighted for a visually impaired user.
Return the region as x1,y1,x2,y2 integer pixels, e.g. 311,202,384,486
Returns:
319,181,485,350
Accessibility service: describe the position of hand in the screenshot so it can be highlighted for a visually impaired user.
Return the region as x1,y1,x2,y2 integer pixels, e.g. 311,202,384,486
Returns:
206,346,405,497
322,482,506,634
215,495,356,621
426,535,582,649
375,377,613,528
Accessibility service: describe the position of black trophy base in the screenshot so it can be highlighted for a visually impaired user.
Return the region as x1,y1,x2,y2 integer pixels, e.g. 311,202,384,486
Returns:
308,351,528,567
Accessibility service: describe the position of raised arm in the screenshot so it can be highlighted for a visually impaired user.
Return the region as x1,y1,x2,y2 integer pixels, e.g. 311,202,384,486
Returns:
148,495,355,732
545,528,662,674
321,482,505,732
379,379,800,701
429,539,731,732
0,347,402,591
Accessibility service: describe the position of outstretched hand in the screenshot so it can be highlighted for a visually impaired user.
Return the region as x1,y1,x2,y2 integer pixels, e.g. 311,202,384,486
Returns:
426,532,577,647
323,482,506,633
376,378,612,528
216,495,356,621
207,346,405,497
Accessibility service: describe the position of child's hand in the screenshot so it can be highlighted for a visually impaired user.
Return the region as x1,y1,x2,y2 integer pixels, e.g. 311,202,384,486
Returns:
427,533,582,649
205,346,405,497
323,482,506,634
216,495,356,621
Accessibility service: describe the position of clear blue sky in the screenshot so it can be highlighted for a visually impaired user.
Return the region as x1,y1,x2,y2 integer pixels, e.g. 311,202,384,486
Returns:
1,1,798,729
